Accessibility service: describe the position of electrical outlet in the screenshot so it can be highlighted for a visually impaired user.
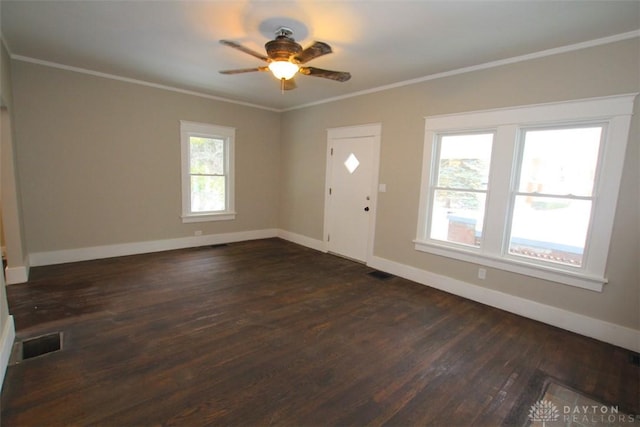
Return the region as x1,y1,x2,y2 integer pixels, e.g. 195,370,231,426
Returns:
194,230,203,236
478,268,487,280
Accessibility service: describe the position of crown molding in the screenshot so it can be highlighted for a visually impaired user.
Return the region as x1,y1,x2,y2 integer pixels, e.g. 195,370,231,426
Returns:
9,54,281,113
7,30,640,113
283,30,640,112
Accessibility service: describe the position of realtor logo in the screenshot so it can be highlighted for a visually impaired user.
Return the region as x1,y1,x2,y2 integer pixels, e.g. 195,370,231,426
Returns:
528,399,560,426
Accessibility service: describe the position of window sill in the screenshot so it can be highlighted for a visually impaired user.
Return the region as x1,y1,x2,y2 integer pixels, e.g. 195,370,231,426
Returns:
413,240,605,292
181,212,236,223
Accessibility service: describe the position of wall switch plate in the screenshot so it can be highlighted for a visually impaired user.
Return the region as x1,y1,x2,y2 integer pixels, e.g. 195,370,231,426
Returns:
379,183,387,192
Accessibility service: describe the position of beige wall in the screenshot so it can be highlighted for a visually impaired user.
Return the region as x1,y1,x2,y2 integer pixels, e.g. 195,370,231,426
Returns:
1,41,28,276
0,41,14,332
1,42,12,108
279,38,640,330
11,61,281,252
6,37,639,333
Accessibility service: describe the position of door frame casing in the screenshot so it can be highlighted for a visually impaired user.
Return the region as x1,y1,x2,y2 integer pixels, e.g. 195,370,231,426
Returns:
323,123,382,264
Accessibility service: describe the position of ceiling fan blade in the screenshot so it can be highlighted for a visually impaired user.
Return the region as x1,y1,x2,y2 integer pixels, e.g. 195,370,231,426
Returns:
283,78,297,91
294,41,332,64
219,40,268,62
219,66,268,75
299,67,351,82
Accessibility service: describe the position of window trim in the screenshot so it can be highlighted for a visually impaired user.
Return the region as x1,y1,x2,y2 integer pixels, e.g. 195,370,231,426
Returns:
180,120,236,223
415,94,636,292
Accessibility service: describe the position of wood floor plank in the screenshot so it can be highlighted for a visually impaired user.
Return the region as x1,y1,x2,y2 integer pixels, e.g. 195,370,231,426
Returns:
2,238,638,426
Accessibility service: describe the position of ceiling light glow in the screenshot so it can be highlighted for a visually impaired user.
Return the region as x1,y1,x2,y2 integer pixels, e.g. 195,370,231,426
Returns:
268,61,299,80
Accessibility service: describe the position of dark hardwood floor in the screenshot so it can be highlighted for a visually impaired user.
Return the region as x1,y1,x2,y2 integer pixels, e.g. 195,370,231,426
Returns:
1,238,638,426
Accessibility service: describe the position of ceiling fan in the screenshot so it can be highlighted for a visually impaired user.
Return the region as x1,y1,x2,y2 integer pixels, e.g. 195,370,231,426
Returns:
219,27,351,91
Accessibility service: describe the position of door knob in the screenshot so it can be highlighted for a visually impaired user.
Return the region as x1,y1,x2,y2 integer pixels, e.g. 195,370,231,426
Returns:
364,207,370,212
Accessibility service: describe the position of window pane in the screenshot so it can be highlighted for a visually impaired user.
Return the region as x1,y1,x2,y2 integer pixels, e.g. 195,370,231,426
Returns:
509,196,591,266
437,133,493,190
430,190,486,247
190,137,224,175
191,176,225,212
518,127,601,196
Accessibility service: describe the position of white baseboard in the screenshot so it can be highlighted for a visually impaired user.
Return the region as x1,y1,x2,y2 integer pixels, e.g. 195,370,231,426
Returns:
277,229,326,252
22,231,638,352
29,229,279,267
0,315,15,388
5,265,29,285
369,255,640,353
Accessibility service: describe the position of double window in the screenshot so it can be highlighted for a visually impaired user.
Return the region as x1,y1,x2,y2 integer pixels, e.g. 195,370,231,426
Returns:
416,95,635,291
180,121,235,222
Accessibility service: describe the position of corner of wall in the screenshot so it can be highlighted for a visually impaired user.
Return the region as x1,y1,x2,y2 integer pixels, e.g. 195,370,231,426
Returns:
0,314,15,389
5,257,29,284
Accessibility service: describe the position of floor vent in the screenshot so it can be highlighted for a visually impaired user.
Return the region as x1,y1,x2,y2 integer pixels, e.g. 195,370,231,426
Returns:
630,353,640,367
368,270,394,280
17,332,63,362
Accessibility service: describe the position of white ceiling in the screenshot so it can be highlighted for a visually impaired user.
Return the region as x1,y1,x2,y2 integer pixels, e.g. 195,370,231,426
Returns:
2,1,639,111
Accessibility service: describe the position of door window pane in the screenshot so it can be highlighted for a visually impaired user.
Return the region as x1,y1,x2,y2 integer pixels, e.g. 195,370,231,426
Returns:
344,153,360,174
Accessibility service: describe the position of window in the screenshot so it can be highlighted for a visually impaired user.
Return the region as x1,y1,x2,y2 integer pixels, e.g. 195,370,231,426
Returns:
180,121,235,222
429,132,493,248
508,126,602,267
415,94,635,291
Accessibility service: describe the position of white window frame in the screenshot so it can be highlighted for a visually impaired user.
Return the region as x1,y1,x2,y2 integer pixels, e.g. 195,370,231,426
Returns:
180,120,236,223
415,94,636,292
427,131,495,249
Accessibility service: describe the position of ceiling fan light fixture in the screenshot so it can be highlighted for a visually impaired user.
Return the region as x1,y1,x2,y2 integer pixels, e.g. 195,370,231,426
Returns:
219,26,350,88
268,60,299,80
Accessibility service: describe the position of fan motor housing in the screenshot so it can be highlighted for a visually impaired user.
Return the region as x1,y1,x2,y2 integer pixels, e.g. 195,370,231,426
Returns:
265,35,302,62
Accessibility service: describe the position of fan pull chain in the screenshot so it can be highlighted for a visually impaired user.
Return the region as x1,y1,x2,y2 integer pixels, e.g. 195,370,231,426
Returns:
280,78,285,94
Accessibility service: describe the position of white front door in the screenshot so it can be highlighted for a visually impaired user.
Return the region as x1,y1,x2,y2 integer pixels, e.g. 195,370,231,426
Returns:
325,125,380,262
